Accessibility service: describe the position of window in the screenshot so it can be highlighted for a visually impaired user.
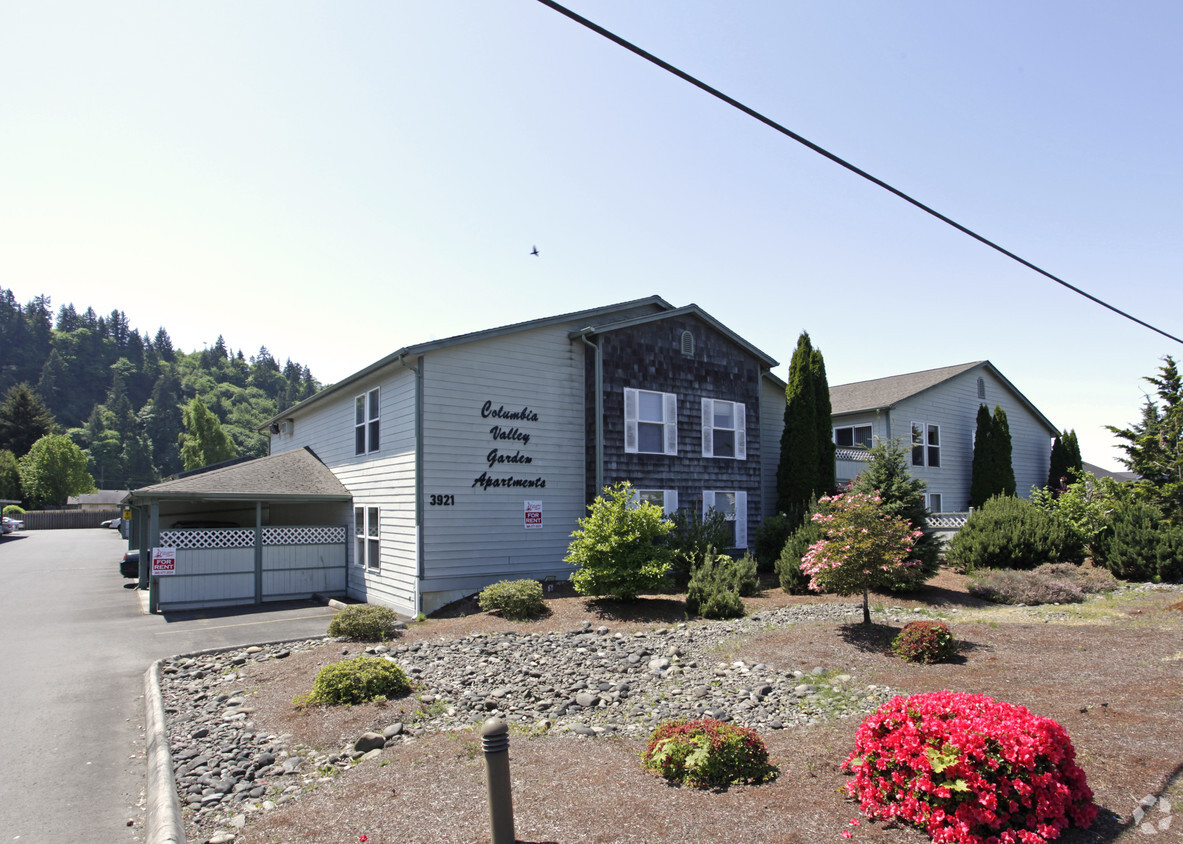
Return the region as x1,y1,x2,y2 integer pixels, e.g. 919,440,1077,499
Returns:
703,490,748,549
624,388,678,455
977,377,986,400
834,424,872,448
925,493,943,513
911,422,941,467
355,506,380,570
701,398,746,459
355,388,380,455
636,489,679,516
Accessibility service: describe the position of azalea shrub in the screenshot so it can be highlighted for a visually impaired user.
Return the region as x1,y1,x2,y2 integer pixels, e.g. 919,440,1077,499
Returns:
844,691,1097,844
891,620,957,664
642,718,778,788
800,492,921,623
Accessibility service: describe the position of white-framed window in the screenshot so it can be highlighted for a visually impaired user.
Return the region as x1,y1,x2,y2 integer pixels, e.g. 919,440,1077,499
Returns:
355,388,380,455
636,488,679,516
701,398,746,459
911,422,941,468
703,490,748,549
925,493,943,513
834,424,872,448
354,506,380,570
624,388,678,455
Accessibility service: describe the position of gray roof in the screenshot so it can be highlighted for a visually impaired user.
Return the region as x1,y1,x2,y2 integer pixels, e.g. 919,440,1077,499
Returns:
1081,462,1139,483
265,295,675,427
830,360,1057,435
830,362,986,414
126,448,352,502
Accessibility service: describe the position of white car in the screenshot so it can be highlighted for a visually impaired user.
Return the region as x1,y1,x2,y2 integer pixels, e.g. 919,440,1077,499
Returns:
1,516,22,532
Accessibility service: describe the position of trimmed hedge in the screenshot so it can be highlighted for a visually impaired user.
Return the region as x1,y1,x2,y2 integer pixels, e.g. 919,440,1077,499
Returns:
327,604,403,641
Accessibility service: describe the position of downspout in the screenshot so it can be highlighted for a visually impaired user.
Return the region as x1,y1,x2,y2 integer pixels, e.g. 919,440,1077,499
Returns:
577,330,604,496
398,353,425,618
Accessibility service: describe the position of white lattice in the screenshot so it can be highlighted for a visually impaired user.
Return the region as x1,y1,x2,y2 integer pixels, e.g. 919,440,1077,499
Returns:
160,528,255,549
926,512,970,529
263,526,347,546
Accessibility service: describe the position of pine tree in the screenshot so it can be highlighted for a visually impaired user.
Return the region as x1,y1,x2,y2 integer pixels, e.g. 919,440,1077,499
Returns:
0,383,57,458
1107,355,1183,515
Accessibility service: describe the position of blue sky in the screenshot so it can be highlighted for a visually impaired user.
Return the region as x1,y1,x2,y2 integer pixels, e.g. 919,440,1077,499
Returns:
4,1,1181,472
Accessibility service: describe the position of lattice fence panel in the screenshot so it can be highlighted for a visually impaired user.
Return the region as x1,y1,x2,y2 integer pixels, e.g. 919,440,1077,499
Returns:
263,526,347,546
159,528,255,549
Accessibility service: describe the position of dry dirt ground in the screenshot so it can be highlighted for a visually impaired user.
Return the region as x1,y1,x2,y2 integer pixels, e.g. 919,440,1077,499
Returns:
210,571,1183,844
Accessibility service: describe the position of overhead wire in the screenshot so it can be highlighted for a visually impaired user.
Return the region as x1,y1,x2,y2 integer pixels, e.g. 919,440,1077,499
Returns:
535,0,1183,346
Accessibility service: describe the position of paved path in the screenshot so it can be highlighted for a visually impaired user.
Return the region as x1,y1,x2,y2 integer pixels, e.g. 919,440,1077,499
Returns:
0,528,337,842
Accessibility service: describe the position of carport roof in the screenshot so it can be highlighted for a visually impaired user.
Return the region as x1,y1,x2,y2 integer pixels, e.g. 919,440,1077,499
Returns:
125,448,352,503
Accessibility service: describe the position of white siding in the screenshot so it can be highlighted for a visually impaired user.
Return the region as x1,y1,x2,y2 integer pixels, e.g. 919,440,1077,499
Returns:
419,326,587,597
759,376,785,518
887,369,1053,511
272,366,419,615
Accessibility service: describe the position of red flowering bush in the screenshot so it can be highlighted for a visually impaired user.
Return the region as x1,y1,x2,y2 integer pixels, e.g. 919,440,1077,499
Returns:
642,718,778,788
844,692,1096,844
892,620,957,664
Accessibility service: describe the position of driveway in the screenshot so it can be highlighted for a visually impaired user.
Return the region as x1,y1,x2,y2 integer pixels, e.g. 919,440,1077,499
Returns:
0,528,337,841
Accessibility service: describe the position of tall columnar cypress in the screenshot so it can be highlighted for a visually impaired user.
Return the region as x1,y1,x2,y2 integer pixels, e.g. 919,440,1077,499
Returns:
1048,428,1083,489
992,405,1016,497
969,404,995,509
777,332,821,513
812,347,836,495
1063,429,1083,476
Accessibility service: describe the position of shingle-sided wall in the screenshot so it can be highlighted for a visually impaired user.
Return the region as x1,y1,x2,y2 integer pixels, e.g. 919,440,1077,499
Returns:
588,315,764,543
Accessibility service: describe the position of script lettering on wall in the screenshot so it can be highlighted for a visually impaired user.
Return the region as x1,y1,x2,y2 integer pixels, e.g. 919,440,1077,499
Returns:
472,401,545,491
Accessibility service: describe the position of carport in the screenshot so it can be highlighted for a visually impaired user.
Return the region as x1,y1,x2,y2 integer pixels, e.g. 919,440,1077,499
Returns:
124,448,353,613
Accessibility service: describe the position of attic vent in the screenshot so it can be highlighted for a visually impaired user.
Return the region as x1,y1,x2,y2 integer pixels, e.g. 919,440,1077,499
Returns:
977,377,986,400
680,330,694,357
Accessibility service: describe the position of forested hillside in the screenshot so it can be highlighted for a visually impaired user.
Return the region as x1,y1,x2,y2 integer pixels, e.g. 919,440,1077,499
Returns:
0,287,322,490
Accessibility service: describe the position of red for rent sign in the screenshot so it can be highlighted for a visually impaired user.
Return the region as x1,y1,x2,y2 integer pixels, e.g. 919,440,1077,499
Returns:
152,547,177,576
524,500,543,530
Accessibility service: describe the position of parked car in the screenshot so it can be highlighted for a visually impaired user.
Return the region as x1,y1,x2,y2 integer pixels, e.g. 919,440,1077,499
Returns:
1,516,22,532
0,520,11,536
120,549,139,578
101,517,122,529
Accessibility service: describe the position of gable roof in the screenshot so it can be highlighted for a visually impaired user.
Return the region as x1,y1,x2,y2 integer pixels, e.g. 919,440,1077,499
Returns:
265,295,675,427
568,303,778,367
830,360,1057,434
126,447,352,502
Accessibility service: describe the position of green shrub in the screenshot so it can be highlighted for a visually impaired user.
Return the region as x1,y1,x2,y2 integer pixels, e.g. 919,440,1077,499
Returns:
684,550,756,620
890,620,957,663
752,508,806,573
776,514,821,595
326,604,403,641
642,718,778,788
666,508,732,582
477,579,545,620
566,482,675,601
2,504,25,516
945,495,1084,572
294,656,412,707
1093,499,1182,582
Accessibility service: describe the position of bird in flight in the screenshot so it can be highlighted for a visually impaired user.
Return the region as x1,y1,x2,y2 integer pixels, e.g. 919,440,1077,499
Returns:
530,245,539,256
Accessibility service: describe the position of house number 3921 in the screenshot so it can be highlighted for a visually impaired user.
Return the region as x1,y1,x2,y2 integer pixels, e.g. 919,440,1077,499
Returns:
429,494,455,506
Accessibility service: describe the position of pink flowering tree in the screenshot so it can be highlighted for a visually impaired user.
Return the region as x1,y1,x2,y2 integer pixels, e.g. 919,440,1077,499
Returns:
799,492,920,624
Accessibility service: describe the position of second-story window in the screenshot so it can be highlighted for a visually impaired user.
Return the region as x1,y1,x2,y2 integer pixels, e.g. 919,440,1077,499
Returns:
702,398,746,459
355,388,380,455
624,388,678,455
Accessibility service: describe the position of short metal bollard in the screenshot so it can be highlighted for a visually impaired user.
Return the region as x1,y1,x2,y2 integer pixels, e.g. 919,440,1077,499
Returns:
481,718,516,844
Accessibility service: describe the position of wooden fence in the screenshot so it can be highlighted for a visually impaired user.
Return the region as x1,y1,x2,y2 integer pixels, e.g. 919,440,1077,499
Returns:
17,509,120,530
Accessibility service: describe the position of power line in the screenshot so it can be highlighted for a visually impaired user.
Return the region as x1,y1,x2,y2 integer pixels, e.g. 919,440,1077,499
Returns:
535,0,1183,346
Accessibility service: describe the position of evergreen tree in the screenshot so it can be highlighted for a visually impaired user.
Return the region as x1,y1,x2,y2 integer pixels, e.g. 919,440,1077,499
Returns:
1048,428,1084,490
179,398,238,471
992,405,1016,497
777,332,834,512
143,368,184,476
1063,429,1083,476
969,404,995,508
1107,355,1183,515
0,449,21,502
0,383,57,458
812,347,836,494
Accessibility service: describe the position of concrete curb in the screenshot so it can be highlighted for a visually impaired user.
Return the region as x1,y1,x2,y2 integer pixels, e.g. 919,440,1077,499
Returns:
144,660,185,844
143,637,334,844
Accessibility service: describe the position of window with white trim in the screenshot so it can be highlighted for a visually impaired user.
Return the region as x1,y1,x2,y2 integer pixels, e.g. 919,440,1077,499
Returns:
703,490,748,549
354,388,380,455
701,398,746,459
636,489,679,516
834,424,872,448
624,388,678,455
355,506,380,570
911,422,941,467
925,493,943,513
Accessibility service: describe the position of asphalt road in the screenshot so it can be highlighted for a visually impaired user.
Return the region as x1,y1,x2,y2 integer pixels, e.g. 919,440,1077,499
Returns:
0,528,338,842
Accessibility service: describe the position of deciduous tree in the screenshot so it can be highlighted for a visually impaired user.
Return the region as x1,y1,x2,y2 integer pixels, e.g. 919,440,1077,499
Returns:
17,434,95,507
179,398,238,471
